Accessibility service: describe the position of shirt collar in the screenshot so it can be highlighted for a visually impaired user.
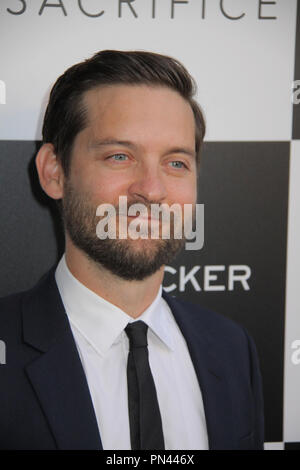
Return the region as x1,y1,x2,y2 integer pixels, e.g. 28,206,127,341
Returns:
137,295,174,352
55,255,173,356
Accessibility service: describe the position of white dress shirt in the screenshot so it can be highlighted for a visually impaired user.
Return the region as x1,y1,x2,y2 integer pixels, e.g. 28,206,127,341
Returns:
55,255,208,450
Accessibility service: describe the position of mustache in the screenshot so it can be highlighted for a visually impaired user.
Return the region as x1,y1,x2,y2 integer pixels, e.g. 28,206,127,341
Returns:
115,199,173,217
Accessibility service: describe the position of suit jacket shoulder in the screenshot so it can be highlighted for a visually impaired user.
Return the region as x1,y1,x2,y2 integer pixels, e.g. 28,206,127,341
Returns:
163,291,259,368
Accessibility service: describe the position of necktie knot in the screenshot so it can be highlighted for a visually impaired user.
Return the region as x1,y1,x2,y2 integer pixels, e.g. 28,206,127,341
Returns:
125,321,148,349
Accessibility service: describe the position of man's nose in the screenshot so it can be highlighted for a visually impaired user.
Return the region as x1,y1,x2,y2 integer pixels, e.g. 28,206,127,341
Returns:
128,164,167,204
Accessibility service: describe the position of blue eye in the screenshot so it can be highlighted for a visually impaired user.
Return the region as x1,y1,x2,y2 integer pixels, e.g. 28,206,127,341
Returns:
111,153,128,161
169,161,186,169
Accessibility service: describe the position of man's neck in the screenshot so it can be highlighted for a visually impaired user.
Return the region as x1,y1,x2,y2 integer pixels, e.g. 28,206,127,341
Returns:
64,242,164,319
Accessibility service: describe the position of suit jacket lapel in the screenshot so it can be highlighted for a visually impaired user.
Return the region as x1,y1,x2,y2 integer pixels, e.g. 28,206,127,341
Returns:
22,267,102,450
162,292,236,450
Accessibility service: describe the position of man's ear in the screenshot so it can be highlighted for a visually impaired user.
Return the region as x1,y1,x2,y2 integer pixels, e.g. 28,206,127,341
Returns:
35,143,64,200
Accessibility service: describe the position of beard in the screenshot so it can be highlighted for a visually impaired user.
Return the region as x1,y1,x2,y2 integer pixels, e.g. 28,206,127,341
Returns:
61,179,186,281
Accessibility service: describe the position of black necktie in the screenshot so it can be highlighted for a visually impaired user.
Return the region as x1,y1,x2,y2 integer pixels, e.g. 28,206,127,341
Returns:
125,321,165,450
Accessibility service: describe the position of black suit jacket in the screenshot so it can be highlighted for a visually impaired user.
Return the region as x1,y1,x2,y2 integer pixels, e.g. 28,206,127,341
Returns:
0,267,264,450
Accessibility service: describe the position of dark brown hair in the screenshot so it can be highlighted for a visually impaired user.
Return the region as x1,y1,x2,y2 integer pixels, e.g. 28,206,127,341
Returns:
42,50,206,175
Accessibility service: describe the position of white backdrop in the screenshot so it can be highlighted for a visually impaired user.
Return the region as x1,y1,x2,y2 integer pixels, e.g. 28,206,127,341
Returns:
0,0,297,141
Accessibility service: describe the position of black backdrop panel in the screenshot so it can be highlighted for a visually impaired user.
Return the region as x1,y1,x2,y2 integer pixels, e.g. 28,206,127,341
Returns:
0,141,64,295
0,140,290,443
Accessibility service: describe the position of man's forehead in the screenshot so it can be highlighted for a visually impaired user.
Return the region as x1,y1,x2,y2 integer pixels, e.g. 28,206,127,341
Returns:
80,84,196,147
82,83,194,119
74,87,196,165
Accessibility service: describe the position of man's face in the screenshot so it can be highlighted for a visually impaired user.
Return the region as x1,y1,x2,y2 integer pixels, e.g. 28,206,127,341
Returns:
62,84,197,280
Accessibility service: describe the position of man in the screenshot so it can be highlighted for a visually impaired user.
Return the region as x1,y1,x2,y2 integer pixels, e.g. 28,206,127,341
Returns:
0,50,264,450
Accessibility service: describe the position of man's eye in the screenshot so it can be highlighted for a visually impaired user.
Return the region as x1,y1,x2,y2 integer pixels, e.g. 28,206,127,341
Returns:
169,161,186,169
110,154,128,161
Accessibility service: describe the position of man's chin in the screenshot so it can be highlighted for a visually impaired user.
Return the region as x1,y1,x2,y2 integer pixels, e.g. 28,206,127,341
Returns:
82,236,184,281
117,235,165,250
112,236,183,258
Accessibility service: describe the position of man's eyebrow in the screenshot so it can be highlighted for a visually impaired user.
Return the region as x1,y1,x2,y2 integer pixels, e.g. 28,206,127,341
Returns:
168,147,196,159
89,139,137,149
89,139,195,158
